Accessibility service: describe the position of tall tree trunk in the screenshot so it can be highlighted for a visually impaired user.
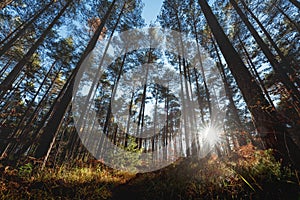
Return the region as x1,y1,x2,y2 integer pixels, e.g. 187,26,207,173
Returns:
178,56,190,157
0,0,71,93
240,0,300,86
0,58,12,78
0,73,25,110
136,51,151,149
14,61,57,135
0,0,13,10
211,37,242,128
152,88,159,151
193,68,205,123
198,0,300,169
174,8,193,156
289,0,300,9
229,0,300,103
10,64,63,158
275,5,300,33
103,53,126,135
80,2,126,136
237,36,276,109
2,61,58,157
34,0,117,159
191,12,213,119
125,91,134,148
0,0,55,55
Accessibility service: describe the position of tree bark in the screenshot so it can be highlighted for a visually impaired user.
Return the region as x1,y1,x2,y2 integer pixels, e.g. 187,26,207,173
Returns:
240,0,300,87
0,0,13,10
275,5,300,33
198,0,300,169
0,0,70,93
289,0,300,9
229,0,300,103
12,64,62,158
237,35,276,109
192,14,212,119
211,37,242,128
34,0,117,159
0,0,55,55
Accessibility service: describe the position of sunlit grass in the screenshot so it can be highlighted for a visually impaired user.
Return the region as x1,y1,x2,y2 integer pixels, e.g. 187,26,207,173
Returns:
1,146,299,199
0,163,135,199
33,165,134,184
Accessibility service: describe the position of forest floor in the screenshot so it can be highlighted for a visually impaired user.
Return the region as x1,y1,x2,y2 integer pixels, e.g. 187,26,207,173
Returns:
1,144,300,199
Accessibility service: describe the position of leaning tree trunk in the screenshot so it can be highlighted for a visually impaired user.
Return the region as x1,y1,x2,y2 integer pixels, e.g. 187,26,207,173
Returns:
191,13,213,119
0,0,71,94
1,61,58,158
241,0,300,86
229,0,300,104
289,0,300,9
237,35,276,110
96,3,126,137
10,63,63,159
0,0,55,56
34,0,117,159
84,2,126,157
211,37,243,129
239,0,300,87
198,0,300,169
275,5,300,33
0,0,13,10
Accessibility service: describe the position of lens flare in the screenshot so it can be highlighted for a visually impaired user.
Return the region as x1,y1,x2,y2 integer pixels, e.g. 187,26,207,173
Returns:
202,123,222,147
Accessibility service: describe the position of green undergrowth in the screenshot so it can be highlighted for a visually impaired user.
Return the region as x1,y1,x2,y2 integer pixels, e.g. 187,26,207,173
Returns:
0,161,135,199
1,145,300,199
112,144,300,200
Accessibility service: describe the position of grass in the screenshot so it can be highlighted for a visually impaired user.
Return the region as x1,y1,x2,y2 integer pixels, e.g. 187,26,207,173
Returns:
1,144,300,199
112,144,300,199
0,162,135,199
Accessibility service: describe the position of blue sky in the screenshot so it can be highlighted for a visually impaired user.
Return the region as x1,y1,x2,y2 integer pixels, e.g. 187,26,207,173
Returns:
141,0,164,25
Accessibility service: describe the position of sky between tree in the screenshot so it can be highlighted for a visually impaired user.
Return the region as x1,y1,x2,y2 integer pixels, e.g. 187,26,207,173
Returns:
141,0,164,25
